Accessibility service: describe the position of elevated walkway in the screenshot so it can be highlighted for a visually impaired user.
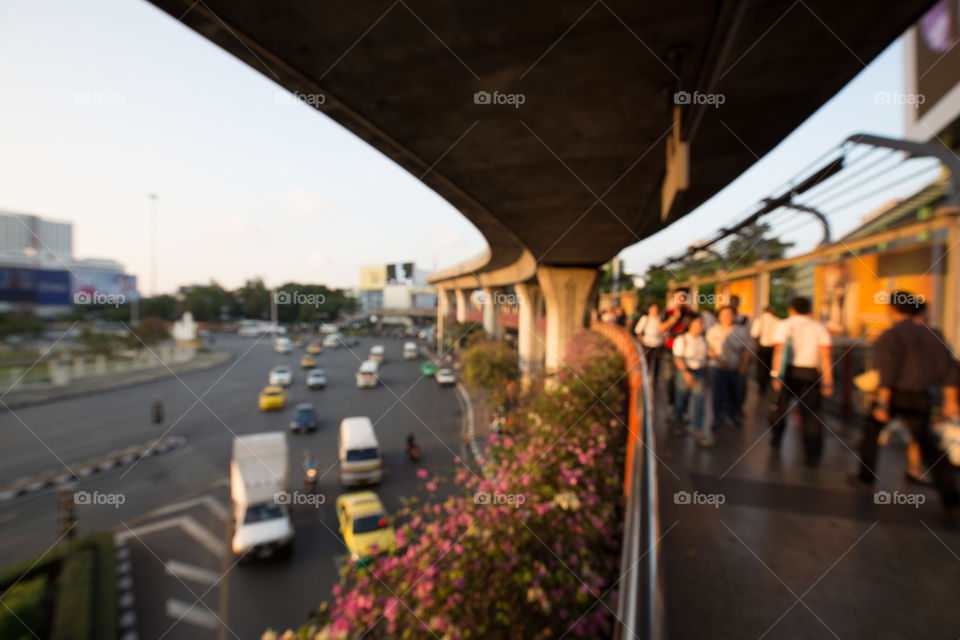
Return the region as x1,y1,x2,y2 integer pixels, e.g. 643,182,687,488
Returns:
655,373,960,639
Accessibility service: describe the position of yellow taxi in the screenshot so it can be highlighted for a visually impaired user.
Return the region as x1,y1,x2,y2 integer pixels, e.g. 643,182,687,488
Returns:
305,342,322,355
336,491,396,565
258,385,287,411
300,354,317,369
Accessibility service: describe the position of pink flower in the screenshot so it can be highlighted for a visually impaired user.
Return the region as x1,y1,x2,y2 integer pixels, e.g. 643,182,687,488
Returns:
416,468,428,479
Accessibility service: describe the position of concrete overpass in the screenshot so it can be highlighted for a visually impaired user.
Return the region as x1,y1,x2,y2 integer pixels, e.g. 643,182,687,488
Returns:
146,0,935,374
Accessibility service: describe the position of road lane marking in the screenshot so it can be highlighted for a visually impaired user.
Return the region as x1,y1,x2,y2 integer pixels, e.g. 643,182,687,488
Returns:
165,560,220,587
166,598,219,630
117,515,226,557
150,495,229,522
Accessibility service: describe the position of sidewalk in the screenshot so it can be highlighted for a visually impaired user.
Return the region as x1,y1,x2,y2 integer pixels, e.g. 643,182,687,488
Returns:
654,372,960,639
1,350,232,409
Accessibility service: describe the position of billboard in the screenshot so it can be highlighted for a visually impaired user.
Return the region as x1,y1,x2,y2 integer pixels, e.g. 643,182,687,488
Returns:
905,1,960,140
386,262,414,285
72,270,139,300
359,265,387,290
0,268,72,305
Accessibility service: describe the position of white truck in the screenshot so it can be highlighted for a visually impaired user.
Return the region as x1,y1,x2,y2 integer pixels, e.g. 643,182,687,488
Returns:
230,433,294,561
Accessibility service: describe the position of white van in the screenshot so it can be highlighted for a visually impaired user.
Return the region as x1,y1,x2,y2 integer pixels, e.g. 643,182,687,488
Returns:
355,360,380,388
402,341,419,360
230,433,294,561
274,337,293,354
339,417,382,486
369,345,385,362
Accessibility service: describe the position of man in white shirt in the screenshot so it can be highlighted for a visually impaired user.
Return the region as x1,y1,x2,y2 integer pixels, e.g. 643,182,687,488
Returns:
634,302,664,382
672,317,711,446
707,307,750,431
769,297,834,466
750,306,780,395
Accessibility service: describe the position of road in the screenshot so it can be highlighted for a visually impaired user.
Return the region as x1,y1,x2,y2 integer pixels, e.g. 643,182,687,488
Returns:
0,334,466,638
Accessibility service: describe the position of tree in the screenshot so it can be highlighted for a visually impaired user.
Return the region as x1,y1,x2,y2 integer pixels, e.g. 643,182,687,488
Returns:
182,282,234,322
234,279,271,320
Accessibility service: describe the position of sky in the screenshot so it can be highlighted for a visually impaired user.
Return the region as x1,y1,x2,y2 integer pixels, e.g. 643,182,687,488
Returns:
0,0,935,295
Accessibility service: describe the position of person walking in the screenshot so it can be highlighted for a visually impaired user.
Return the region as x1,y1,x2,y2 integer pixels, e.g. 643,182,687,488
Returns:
634,302,665,382
661,289,699,405
769,296,834,466
707,307,751,431
672,317,710,446
751,306,780,395
851,291,960,517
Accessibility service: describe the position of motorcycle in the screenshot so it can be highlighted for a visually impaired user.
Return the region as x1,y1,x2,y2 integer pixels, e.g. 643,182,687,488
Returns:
304,466,318,492
406,442,421,461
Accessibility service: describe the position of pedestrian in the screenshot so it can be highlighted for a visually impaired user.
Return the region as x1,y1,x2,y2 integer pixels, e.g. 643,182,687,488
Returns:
614,306,627,327
672,316,709,444
700,307,718,332
769,296,834,466
634,302,664,382
751,306,780,393
661,289,699,405
707,307,750,431
851,291,960,517
729,295,750,327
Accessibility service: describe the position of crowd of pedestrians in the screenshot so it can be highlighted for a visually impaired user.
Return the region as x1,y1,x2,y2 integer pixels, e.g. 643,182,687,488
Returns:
615,287,960,517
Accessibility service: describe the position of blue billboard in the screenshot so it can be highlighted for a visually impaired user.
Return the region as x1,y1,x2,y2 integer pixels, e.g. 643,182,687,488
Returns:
35,270,72,305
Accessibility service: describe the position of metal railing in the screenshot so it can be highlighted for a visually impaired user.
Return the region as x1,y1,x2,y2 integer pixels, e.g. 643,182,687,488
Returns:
589,321,665,640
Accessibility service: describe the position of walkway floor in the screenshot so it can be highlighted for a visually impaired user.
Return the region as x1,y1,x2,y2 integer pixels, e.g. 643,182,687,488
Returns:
655,374,960,640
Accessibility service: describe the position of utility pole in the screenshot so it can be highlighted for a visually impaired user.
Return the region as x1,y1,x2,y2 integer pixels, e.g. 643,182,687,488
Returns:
149,194,158,296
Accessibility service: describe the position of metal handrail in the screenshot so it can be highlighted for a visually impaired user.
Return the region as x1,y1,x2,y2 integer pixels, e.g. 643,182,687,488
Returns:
590,321,665,640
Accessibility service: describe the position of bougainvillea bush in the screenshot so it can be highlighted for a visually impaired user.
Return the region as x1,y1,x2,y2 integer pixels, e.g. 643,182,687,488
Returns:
270,330,627,640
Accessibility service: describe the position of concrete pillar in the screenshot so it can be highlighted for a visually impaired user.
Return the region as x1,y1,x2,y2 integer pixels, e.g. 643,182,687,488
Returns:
481,286,499,338
454,289,469,324
537,266,598,372
755,270,771,318
944,213,960,352
436,286,448,353
514,282,543,381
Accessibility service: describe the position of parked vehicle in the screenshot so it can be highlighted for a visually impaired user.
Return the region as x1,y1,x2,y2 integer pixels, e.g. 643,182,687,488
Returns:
339,417,382,486
306,368,327,389
269,365,293,386
290,403,318,433
435,368,456,387
230,433,293,561
355,360,380,389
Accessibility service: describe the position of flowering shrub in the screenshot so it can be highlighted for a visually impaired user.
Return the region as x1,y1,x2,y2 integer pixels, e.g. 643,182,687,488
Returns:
460,338,519,389
271,330,627,640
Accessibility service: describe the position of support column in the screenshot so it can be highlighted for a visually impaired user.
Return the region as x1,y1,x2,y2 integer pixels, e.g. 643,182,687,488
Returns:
436,286,448,353
755,270,771,317
537,266,599,372
482,286,500,338
454,289,469,324
944,212,960,352
514,282,543,381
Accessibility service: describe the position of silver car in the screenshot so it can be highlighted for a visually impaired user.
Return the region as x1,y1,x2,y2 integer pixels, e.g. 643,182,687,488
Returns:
269,365,293,387
306,368,327,389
